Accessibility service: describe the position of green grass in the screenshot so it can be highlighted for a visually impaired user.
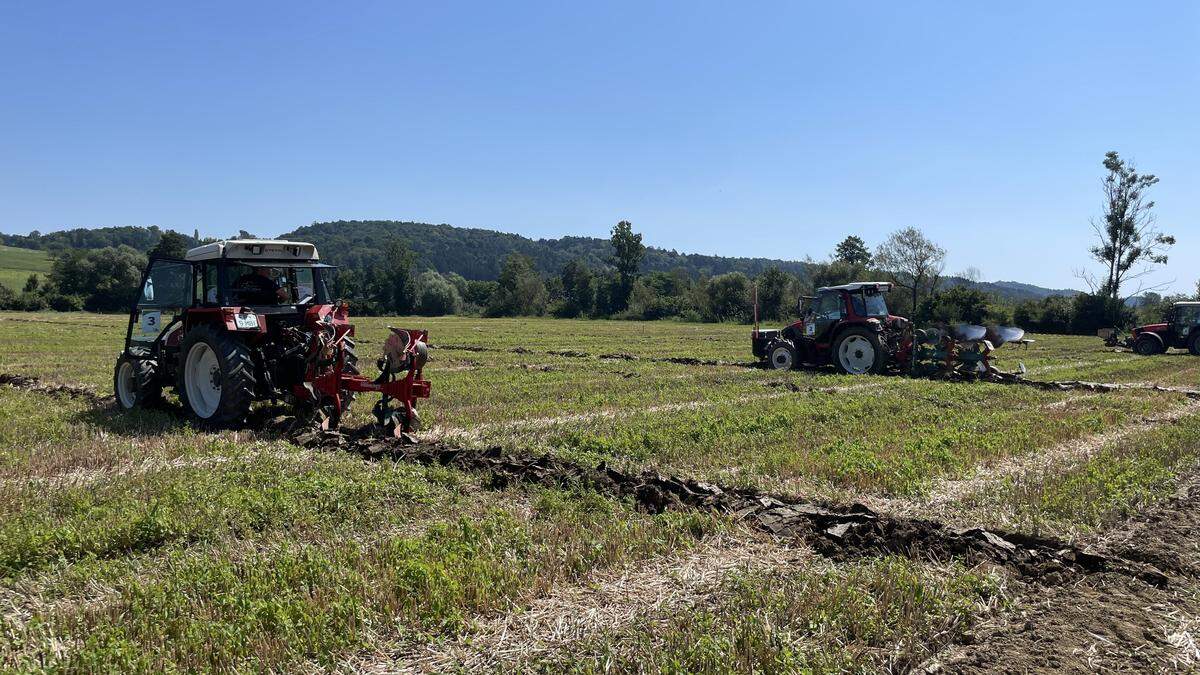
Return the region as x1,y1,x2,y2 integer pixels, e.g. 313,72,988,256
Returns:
2,311,1200,669
968,411,1200,536
547,557,1002,674
0,245,52,291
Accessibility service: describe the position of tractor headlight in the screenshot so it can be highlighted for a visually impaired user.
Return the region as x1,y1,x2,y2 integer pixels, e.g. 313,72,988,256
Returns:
234,313,260,330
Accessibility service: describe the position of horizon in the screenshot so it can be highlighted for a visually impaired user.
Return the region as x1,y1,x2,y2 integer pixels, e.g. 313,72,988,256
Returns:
2,2,1196,293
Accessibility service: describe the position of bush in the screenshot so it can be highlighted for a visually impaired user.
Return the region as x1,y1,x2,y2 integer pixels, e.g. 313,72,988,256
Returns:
46,293,85,312
705,273,751,322
414,271,462,316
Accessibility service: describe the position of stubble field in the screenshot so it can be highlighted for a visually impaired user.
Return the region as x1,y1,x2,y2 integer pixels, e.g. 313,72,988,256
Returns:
2,311,1200,673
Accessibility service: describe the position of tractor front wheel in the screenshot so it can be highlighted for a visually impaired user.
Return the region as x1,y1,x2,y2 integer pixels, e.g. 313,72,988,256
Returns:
768,342,796,370
176,325,256,427
834,328,885,375
1134,334,1164,356
113,354,162,410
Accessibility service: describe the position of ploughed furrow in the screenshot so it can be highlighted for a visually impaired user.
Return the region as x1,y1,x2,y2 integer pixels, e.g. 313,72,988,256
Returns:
1012,377,1200,399
0,372,109,404
923,471,1200,673
289,427,1168,587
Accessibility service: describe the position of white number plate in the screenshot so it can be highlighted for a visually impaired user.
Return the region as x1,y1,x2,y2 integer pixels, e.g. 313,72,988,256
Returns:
234,313,260,330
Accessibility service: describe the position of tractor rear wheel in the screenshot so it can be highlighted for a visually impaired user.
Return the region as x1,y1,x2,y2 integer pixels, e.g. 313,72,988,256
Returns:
834,328,885,375
768,342,796,370
176,325,256,427
113,354,162,409
1189,333,1200,356
1134,333,1164,356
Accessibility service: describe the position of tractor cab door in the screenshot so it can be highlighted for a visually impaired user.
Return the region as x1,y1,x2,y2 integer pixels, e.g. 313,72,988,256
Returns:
1173,305,1200,345
810,290,845,342
124,258,195,358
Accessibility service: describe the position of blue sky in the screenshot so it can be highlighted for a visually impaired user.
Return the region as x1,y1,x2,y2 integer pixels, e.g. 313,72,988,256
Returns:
1,1,1197,292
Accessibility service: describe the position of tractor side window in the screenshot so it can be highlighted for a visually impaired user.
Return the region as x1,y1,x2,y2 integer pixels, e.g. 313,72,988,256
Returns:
134,260,192,344
203,264,218,304
314,268,334,304
816,292,843,320
1178,306,1200,330
293,267,316,304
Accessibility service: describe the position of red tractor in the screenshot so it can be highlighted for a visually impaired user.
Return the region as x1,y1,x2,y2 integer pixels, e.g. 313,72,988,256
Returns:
752,282,911,374
1106,301,1200,356
113,239,430,433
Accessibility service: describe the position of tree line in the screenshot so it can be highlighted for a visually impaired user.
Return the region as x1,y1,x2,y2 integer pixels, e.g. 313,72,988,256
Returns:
0,151,1193,333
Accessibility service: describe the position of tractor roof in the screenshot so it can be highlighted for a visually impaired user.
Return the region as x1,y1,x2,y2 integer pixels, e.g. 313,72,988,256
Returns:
185,239,319,262
816,281,893,293
1175,301,1200,306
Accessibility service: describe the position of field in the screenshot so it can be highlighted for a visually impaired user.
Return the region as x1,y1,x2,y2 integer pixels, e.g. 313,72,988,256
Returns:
3,311,1200,672
0,246,52,291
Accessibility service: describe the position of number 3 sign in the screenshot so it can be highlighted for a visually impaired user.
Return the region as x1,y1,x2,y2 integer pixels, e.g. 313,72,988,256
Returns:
141,311,161,335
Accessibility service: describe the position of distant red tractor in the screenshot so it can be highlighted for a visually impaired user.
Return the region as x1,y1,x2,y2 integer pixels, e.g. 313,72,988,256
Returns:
114,239,430,433
752,282,912,374
1104,301,1200,356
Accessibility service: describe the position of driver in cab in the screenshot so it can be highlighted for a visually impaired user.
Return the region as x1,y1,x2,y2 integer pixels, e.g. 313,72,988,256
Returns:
233,267,289,304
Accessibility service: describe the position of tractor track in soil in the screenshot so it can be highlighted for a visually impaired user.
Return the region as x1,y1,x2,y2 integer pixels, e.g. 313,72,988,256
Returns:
287,427,1168,588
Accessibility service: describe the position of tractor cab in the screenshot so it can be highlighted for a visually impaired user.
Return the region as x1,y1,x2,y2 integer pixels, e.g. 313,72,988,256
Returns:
184,239,336,310
1166,302,1200,341
798,282,893,342
1125,301,1200,355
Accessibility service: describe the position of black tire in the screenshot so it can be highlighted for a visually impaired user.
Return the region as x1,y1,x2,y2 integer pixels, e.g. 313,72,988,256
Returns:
1134,333,1164,356
768,342,796,370
113,353,162,410
1189,333,1200,356
833,328,886,375
175,325,256,427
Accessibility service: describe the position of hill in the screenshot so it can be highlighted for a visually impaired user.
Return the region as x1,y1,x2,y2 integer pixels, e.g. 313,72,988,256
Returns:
944,278,1078,302
283,220,1080,301
0,245,53,290
281,220,813,281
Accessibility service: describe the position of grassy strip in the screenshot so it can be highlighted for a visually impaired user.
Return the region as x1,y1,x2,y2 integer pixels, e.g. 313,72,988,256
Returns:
545,557,1001,673
0,451,472,577
967,411,1200,535
532,383,1170,496
5,489,719,672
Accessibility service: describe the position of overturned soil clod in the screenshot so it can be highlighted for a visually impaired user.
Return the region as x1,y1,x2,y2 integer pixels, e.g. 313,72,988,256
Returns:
288,424,1168,587
0,372,110,404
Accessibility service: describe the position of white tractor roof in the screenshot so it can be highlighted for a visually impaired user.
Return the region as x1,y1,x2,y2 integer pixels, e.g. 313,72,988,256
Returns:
817,281,893,293
185,239,319,262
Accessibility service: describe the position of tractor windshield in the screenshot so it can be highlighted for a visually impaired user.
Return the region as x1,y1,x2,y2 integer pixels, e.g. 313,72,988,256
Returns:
851,290,889,318
223,263,334,306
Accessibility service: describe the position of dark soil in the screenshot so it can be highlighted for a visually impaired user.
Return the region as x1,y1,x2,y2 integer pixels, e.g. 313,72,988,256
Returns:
924,475,1200,673
287,426,1167,587
0,372,110,404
